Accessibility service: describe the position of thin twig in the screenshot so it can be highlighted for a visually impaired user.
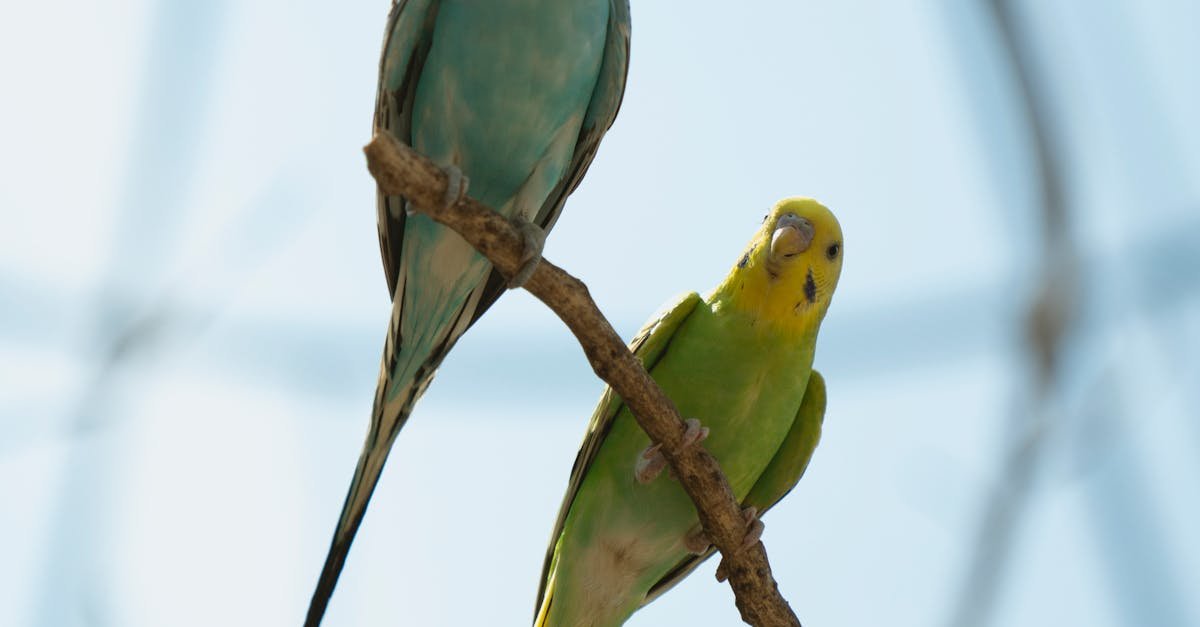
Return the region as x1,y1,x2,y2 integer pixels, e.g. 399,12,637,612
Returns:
364,131,801,627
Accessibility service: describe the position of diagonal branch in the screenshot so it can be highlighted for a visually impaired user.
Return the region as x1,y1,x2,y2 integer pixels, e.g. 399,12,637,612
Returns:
364,131,801,627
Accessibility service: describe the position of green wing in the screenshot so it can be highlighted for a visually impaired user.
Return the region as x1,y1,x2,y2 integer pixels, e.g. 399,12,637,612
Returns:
534,291,702,619
642,370,827,606
741,370,826,512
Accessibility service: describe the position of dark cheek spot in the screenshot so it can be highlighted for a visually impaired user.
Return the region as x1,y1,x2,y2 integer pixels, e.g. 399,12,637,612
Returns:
804,269,817,303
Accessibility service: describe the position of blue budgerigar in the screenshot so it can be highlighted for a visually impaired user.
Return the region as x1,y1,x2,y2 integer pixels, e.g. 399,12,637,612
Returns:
305,1,630,624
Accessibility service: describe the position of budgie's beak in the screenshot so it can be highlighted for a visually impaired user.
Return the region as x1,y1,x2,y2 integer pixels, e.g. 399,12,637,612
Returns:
770,214,814,260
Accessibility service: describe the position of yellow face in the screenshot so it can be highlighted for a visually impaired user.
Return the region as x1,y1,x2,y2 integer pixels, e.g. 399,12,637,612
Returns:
719,198,844,330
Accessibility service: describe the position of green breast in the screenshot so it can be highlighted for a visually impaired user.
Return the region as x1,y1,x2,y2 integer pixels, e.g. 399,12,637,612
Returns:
649,302,815,494
564,301,815,562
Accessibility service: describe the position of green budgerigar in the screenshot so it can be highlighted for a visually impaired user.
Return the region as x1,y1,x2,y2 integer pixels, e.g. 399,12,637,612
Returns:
307,0,630,624
534,198,844,627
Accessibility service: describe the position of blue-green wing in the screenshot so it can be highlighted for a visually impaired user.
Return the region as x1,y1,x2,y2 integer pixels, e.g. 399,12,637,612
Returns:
529,0,630,231
376,0,631,306
643,370,827,606
305,6,441,625
375,0,440,298
534,291,702,618
467,0,631,325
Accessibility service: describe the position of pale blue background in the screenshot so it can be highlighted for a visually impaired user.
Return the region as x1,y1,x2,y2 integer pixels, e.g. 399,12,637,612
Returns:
2,1,1198,626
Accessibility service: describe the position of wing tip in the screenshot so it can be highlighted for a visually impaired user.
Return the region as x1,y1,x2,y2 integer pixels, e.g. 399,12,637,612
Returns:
533,567,556,627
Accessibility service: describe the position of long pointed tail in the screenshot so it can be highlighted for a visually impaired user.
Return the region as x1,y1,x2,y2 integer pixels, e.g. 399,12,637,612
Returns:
304,406,404,627
305,261,489,625
305,311,443,626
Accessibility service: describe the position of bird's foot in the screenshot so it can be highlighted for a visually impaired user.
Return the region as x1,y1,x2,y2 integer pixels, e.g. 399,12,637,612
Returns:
684,525,711,555
714,507,764,582
739,506,765,549
441,164,468,211
634,418,708,484
634,443,667,485
404,163,465,216
507,216,545,289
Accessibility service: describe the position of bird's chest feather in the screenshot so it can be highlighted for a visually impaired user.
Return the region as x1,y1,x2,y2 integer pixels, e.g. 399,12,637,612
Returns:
563,307,815,614
652,309,814,493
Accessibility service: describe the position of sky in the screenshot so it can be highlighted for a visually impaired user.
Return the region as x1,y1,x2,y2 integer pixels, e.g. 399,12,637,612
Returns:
1,1,1198,626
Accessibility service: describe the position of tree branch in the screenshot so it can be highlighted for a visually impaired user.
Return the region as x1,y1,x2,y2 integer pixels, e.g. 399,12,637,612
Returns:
364,131,801,627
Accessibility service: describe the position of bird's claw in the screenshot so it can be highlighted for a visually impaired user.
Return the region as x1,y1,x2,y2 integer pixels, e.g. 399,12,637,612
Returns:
633,418,709,484
713,507,763,583
507,216,545,289
634,443,667,484
684,525,711,555
441,164,468,211
406,163,465,216
681,418,710,448
740,506,764,550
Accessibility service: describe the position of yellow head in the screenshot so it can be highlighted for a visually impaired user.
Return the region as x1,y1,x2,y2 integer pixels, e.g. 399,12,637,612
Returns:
712,197,844,333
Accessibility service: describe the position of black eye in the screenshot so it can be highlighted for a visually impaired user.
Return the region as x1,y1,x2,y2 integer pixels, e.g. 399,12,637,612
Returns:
825,242,840,260
761,214,768,223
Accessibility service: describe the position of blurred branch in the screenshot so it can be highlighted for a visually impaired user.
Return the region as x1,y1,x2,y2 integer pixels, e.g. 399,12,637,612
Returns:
35,3,231,626
948,1,1080,625
364,132,800,627
1072,371,1192,626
